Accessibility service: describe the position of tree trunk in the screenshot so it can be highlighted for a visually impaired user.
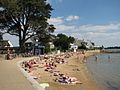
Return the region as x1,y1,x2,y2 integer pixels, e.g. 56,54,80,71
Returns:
19,30,26,53
19,40,26,53
18,24,29,53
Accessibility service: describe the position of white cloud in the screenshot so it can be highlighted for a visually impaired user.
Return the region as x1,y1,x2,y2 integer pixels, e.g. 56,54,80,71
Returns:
76,23,120,33
46,0,51,3
49,16,120,35
55,25,75,31
48,17,64,25
48,15,80,25
53,21,120,47
54,23,120,34
66,15,80,21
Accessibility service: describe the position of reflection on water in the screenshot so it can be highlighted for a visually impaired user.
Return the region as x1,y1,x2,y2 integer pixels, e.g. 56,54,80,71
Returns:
86,53,120,90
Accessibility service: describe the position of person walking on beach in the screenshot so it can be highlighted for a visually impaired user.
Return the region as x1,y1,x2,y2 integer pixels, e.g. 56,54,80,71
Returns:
82,54,87,63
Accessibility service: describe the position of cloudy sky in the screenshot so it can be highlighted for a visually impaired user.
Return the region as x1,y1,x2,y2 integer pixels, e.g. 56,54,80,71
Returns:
47,0,120,47
4,0,120,47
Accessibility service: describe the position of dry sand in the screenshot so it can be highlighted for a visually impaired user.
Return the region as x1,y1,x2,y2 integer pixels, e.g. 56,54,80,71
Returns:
36,51,101,90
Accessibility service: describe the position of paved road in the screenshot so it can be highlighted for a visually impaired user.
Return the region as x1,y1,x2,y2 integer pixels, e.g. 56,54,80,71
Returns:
0,57,35,90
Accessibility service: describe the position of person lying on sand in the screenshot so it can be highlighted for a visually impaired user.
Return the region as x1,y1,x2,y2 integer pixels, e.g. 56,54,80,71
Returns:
29,70,41,79
55,74,82,85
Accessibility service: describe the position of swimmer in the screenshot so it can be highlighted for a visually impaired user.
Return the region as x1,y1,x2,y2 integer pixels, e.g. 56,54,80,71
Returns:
108,55,110,60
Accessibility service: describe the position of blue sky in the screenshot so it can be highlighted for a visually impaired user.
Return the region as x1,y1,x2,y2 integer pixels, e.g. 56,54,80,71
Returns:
4,0,120,47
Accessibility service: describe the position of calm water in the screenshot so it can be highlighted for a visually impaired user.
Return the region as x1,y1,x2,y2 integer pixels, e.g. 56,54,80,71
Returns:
86,53,120,90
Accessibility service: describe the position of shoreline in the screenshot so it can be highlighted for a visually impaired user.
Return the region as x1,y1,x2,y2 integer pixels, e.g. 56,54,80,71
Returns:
20,50,101,90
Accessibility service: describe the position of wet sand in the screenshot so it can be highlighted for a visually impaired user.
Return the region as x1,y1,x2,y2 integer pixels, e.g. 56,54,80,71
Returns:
36,51,101,90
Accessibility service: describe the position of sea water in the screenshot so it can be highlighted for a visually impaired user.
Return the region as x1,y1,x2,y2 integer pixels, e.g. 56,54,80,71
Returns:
86,53,120,90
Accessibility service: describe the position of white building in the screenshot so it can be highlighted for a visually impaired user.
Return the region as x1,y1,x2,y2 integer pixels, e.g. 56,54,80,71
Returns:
70,43,78,52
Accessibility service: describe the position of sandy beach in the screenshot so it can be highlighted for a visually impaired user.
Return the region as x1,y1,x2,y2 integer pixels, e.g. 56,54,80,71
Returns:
0,50,101,90
33,51,101,90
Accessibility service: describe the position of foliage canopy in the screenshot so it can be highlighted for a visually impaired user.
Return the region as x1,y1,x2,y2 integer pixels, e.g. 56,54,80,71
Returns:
0,0,55,52
53,34,75,51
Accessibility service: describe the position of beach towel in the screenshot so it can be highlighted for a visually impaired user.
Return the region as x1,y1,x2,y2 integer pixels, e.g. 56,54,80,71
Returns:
39,83,49,89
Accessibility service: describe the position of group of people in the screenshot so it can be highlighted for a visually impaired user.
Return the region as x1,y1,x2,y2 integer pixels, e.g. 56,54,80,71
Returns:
21,51,83,85
6,49,16,60
21,51,33,57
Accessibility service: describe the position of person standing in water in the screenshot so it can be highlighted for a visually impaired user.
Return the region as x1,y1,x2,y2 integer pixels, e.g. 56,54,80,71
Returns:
108,55,111,62
95,55,98,62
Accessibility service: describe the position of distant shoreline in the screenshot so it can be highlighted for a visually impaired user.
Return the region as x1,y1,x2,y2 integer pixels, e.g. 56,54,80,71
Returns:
101,49,120,53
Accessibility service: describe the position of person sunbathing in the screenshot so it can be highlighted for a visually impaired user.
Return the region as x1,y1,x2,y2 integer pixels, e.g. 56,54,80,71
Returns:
68,77,82,84
55,74,82,85
29,70,41,79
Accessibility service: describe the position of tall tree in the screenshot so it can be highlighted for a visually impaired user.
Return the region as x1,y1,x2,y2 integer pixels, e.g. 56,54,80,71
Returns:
0,32,3,40
37,24,55,44
68,36,75,43
0,0,54,52
53,34,75,51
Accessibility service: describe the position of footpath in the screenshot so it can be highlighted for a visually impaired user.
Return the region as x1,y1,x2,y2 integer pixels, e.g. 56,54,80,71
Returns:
0,57,35,90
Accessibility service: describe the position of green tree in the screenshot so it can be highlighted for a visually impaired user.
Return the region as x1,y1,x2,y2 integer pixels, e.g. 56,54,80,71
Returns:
0,32,3,40
53,34,75,51
100,45,104,50
37,24,55,44
78,41,87,49
68,36,75,43
0,0,54,52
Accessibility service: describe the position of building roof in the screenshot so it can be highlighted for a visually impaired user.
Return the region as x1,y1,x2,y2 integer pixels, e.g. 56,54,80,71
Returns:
0,40,13,48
